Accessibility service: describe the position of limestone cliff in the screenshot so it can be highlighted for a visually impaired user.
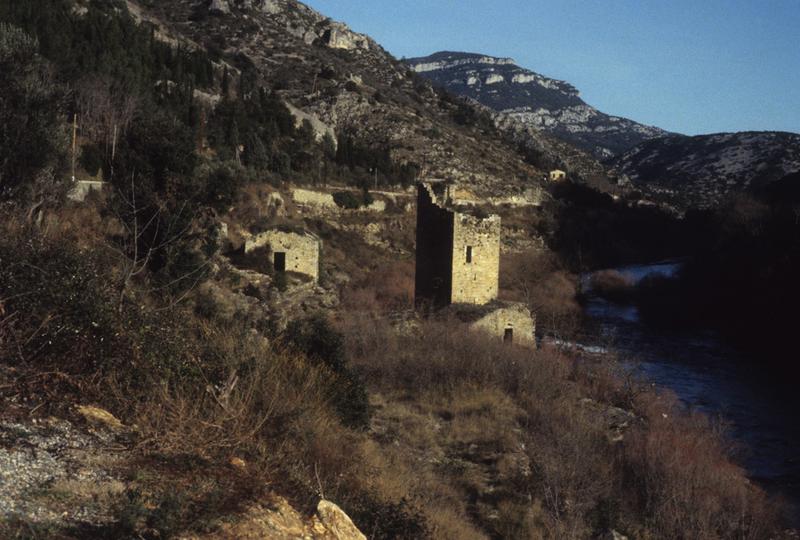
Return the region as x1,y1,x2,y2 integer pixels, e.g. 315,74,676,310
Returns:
406,51,669,159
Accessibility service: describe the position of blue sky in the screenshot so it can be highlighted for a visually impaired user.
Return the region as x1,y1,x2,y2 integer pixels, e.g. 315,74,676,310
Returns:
303,0,800,136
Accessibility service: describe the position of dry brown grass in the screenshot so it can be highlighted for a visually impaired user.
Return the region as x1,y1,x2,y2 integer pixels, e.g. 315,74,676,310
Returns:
340,314,783,539
1,207,784,539
124,327,367,509
623,390,778,539
342,259,415,313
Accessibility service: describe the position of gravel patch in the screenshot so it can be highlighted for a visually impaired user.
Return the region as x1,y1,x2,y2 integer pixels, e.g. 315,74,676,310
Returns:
0,416,124,526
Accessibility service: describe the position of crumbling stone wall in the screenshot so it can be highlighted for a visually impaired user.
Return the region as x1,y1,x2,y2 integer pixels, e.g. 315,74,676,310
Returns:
245,230,320,283
293,188,337,209
451,212,500,305
67,180,105,202
470,303,536,348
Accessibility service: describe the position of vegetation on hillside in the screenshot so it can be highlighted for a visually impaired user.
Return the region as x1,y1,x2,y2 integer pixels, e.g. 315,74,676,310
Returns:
0,214,782,538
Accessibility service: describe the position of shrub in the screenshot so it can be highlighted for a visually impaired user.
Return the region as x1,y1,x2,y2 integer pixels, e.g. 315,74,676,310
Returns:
500,249,582,338
333,190,362,209
0,224,122,373
345,494,430,540
0,219,204,393
622,390,777,539
205,163,242,211
129,328,363,509
342,260,415,312
341,315,781,538
284,314,370,429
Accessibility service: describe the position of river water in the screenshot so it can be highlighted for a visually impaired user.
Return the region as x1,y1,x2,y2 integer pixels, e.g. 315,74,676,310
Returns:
581,261,800,524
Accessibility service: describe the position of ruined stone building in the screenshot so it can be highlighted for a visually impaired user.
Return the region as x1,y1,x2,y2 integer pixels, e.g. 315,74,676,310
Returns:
415,181,536,347
67,180,105,202
245,228,321,283
415,181,501,308
453,302,536,348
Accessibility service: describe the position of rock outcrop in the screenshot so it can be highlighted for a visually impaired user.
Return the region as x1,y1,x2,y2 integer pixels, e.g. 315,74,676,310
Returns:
130,0,546,201
191,498,366,539
75,405,125,431
208,0,230,14
319,21,370,51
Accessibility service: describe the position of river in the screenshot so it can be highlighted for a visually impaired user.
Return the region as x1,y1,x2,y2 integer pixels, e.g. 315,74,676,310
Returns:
581,261,800,524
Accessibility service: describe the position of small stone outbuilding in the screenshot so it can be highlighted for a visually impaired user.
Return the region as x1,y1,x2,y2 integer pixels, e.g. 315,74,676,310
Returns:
549,169,567,182
245,228,321,283
446,301,537,349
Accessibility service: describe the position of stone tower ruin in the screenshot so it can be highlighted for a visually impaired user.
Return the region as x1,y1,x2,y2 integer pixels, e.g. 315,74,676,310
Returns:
415,181,500,308
414,180,537,348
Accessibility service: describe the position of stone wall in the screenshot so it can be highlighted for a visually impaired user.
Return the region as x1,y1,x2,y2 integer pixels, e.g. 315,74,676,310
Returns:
292,188,389,213
470,302,536,348
292,188,338,209
245,230,320,283
450,212,500,305
67,180,105,202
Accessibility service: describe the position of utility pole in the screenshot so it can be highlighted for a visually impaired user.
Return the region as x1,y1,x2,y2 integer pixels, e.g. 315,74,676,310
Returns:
71,113,78,182
110,123,118,182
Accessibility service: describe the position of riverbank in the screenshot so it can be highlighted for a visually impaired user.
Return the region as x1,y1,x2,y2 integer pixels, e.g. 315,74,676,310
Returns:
582,261,800,525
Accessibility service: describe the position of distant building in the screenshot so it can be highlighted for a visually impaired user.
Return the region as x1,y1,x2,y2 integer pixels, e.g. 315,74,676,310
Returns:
245,228,321,283
549,169,567,182
415,180,535,347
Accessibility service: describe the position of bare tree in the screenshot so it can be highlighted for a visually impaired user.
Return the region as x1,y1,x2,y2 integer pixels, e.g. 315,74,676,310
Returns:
108,174,208,312
74,76,138,170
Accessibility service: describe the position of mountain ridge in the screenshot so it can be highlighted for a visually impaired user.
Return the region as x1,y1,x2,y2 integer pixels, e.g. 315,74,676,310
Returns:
609,130,800,209
406,51,669,159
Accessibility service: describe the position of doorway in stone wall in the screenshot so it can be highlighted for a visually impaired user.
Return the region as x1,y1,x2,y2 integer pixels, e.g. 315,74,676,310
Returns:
504,328,513,343
274,252,286,272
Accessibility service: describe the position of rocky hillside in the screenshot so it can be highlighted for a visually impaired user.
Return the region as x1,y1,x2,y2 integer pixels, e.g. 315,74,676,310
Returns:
609,131,800,210
125,0,545,200
0,0,793,537
406,51,668,159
